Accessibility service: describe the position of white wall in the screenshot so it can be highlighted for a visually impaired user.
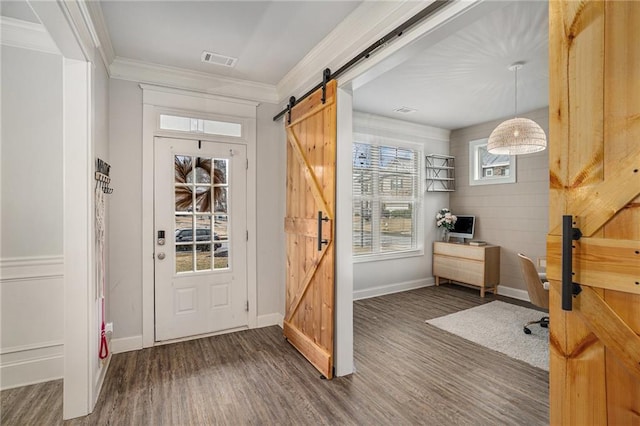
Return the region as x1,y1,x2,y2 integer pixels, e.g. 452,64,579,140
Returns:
449,107,549,299
0,45,65,390
1,46,63,258
108,79,286,343
351,112,450,299
255,103,286,320
108,79,143,340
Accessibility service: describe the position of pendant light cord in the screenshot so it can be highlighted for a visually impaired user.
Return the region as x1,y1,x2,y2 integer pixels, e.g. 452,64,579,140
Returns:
514,66,518,117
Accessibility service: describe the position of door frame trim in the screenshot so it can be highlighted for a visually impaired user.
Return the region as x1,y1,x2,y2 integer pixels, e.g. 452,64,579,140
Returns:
141,85,258,348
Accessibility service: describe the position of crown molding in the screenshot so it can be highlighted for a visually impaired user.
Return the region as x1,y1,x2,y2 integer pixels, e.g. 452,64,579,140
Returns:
0,16,59,55
27,0,112,70
276,1,426,104
354,111,450,142
110,57,279,104
81,0,115,69
140,83,260,108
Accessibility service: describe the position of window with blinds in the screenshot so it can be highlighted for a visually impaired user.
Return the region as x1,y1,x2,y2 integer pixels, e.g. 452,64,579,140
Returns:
353,142,421,257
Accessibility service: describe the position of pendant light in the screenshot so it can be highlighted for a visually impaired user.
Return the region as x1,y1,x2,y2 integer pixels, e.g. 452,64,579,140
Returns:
487,62,547,155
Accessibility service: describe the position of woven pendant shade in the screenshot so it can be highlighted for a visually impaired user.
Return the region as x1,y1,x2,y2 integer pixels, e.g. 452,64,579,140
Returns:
487,117,547,155
487,62,547,155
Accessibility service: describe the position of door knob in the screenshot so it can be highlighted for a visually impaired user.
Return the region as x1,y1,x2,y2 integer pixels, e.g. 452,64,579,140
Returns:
157,252,166,260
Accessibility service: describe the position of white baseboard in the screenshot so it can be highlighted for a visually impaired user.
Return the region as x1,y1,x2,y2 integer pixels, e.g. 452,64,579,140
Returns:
353,278,434,301
256,313,284,329
113,314,285,355
0,344,63,390
110,336,143,354
497,286,531,302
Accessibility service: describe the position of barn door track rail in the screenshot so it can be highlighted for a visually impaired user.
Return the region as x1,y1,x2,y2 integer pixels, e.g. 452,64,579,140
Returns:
273,0,453,122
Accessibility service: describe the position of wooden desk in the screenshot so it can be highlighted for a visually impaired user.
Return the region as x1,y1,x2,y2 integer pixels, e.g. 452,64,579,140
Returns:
433,242,500,297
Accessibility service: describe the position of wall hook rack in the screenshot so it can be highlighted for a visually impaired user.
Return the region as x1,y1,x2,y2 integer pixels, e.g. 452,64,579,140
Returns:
95,158,114,194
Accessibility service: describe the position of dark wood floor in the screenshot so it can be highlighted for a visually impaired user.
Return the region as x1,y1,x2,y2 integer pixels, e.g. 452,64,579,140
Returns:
1,285,548,425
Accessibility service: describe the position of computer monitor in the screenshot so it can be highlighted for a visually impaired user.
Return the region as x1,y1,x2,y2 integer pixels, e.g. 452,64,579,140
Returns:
449,215,475,242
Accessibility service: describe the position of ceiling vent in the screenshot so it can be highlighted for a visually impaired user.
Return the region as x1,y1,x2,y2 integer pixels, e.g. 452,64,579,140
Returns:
393,106,417,114
200,51,238,68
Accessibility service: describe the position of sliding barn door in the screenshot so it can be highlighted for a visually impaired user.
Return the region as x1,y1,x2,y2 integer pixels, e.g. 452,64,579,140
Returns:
284,80,337,379
548,1,640,423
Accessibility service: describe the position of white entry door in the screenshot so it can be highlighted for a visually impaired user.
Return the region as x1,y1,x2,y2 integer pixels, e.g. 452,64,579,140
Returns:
154,137,247,341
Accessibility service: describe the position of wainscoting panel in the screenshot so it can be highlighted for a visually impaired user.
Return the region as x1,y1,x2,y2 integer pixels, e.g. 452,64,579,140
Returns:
0,256,64,390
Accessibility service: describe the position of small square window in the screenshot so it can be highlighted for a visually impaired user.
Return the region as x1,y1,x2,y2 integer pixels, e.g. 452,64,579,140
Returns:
469,138,516,186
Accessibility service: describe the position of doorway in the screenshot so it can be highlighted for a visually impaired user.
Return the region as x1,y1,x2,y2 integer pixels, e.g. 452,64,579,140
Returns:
154,137,248,341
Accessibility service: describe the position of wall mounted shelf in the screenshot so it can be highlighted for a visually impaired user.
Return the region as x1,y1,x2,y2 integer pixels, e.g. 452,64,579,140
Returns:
426,154,455,192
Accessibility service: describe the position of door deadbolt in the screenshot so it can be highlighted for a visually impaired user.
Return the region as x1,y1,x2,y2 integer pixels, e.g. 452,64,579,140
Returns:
157,230,165,246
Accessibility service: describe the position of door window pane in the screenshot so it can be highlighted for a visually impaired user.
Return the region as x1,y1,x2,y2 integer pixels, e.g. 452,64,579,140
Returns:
173,154,231,273
175,155,194,183
214,242,229,269
196,249,212,271
214,215,228,243
214,187,228,214
214,159,227,184
176,249,194,273
195,187,212,212
193,157,211,183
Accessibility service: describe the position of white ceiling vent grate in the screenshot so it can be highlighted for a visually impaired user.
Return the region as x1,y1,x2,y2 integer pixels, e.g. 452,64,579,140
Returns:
201,51,238,68
393,106,417,114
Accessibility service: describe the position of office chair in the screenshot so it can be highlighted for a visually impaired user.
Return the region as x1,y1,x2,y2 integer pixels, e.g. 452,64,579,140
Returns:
517,253,549,334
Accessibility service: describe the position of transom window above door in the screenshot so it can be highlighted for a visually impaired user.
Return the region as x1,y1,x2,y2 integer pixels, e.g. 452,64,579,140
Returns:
160,114,242,138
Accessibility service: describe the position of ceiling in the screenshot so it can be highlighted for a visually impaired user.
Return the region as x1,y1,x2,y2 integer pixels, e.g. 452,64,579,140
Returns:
0,0,40,23
99,0,361,85
1,1,548,131
353,1,549,130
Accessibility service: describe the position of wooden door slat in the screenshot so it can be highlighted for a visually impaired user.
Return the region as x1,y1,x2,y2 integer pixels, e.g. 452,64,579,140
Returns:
283,320,332,378
574,286,640,381
285,244,329,322
286,127,331,218
554,147,640,236
546,235,640,294
284,217,333,240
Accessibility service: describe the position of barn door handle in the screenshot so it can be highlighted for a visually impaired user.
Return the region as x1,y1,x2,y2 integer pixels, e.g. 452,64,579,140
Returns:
562,215,583,311
317,211,329,251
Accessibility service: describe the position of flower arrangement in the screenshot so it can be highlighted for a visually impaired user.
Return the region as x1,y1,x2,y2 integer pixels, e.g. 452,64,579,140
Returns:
436,208,457,231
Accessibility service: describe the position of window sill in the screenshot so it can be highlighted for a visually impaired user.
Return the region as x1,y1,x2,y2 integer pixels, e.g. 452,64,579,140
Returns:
353,249,424,264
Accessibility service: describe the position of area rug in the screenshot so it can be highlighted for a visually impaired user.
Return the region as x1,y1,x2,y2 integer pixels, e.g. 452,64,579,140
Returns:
426,300,549,370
